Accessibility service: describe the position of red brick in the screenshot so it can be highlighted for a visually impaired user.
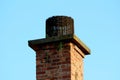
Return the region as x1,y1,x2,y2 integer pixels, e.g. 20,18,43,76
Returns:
33,42,85,80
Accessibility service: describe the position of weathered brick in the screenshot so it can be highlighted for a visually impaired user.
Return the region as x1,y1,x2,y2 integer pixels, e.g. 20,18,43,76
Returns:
28,16,90,80
34,42,85,80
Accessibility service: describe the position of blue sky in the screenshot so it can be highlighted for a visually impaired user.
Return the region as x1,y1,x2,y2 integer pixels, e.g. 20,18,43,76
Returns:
0,0,120,80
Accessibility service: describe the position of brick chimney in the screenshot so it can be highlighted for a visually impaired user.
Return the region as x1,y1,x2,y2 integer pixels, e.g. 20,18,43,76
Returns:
28,16,90,80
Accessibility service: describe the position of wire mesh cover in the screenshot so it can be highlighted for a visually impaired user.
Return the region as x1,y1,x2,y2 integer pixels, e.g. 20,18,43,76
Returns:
46,16,74,38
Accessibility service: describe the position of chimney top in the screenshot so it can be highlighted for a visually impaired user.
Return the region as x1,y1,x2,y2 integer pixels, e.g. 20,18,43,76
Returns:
28,16,90,55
